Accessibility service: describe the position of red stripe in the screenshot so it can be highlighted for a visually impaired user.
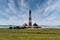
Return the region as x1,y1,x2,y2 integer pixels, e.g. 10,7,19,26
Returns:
29,22,32,26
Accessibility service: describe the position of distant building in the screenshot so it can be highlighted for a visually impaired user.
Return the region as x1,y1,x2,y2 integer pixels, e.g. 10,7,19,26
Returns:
33,23,40,28
23,23,28,27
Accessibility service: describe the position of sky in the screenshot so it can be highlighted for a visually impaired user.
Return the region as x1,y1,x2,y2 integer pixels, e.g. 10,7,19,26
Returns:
0,0,60,25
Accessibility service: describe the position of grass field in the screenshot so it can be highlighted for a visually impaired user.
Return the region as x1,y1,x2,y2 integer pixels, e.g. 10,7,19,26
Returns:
0,28,60,40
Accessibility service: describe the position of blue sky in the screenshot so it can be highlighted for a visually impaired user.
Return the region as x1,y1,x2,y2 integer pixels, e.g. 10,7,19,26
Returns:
0,0,60,25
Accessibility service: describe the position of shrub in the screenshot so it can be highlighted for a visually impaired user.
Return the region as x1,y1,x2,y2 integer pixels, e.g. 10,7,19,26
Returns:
20,26,27,29
16,26,20,29
14,27,16,29
9,27,12,29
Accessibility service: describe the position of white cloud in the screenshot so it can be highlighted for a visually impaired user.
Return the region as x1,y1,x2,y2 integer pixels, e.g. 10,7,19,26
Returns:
31,0,60,25
8,0,17,15
0,0,60,26
1,0,29,25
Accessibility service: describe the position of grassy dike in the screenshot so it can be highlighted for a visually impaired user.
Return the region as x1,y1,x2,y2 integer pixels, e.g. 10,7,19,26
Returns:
0,28,60,40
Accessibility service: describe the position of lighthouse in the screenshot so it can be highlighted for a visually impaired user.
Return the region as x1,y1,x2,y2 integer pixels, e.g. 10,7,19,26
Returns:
29,10,32,27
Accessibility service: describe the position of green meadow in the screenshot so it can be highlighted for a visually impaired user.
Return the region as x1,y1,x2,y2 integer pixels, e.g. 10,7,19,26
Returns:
0,28,60,40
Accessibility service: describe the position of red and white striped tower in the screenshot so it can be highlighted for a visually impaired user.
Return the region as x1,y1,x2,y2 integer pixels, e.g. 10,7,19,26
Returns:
29,10,32,27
